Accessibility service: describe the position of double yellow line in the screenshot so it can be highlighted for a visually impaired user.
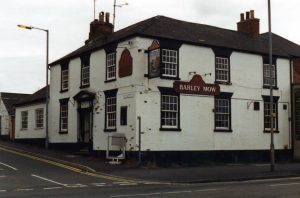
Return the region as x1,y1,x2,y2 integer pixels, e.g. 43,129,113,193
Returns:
0,144,161,184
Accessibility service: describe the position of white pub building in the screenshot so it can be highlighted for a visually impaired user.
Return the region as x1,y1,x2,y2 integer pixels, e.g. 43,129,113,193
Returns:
48,11,300,163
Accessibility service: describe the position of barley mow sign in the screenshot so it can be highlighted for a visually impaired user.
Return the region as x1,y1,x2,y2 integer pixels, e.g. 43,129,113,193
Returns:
173,75,220,96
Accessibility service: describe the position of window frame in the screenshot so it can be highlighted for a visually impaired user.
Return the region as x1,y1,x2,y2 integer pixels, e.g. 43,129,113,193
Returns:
161,49,178,78
81,64,90,88
104,89,118,132
158,87,181,131
21,110,28,130
59,98,69,134
263,63,277,89
106,52,117,82
214,92,233,132
35,108,44,129
262,96,279,133
61,67,69,92
215,56,230,83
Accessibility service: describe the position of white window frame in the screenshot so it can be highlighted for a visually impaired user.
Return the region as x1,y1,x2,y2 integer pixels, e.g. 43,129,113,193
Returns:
264,102,277,131
106,96,117,130
35,108,44,129
215,57,229,82
162,49,178,77
263,64,276,87
61,69,69,91
106,52,116,81
215,98,230,130
21,111,28,130
161,94,179,128
81,65,90,86
60,104,68,132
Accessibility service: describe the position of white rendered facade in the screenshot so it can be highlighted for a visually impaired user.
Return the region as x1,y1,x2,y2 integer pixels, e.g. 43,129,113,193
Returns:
49,36,292,154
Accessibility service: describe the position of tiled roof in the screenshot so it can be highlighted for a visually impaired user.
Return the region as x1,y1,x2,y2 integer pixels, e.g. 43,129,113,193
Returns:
14,86,47,107
1,93,30,115
50,15,300,66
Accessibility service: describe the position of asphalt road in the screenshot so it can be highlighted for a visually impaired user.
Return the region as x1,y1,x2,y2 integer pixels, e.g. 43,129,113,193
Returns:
2,147,300,197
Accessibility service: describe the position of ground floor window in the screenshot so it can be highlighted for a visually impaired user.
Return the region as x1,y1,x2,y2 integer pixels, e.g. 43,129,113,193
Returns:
262,96,279,132
158,87,181,131
214,92,233,132
59,98,69,133
21,111,28,130
104,89,118,132
35,108,44,129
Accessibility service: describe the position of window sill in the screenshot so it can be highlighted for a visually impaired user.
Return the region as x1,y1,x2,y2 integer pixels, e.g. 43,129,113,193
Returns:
160,128,182,132
263,130,279,133
215,81,232,85
104,79,116,83
160,76,181,80
214,129,233,133
263,86,279,90
104,128,117,132
59,131,68,134
60,89,68,93
80,84,90,89
20,128,28,131
35,128,44,130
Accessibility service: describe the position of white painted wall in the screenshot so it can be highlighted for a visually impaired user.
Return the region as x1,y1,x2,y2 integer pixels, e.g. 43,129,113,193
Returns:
49,36,291,152
0,96,9,136
15,103,46,139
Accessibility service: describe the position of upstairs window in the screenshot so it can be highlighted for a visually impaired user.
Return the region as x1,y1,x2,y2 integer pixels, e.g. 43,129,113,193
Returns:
21,111,28,130
148,40,181,79
35,108,44,129
161,49,178,77
106,52,116,81
80,53,91,88
263,64,276,87
213,48,232,84
61,68,69,91
215,57,230,83
81,65,90,86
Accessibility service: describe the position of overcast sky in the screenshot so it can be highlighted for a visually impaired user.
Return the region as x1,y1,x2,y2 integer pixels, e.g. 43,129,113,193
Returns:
1,0,299,93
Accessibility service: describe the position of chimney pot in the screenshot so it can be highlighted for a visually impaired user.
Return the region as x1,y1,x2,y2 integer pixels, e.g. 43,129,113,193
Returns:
250,10,255,19
105,12,110,23
246,11,250,20
240,13,245,21
99,12,105,22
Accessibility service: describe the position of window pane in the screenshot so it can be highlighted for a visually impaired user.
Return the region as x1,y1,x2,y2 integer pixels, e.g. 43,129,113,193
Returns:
161,49,177,77
215,98,230,130
216,57,229,82
161,94,178,128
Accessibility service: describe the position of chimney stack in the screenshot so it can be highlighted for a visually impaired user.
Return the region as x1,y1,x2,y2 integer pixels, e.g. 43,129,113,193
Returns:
85,11,113,44
237,10,260,37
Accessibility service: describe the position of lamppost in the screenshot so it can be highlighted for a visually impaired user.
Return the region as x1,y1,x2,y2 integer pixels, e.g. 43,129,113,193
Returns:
113,0,128,31
17,25,49,150
267,0,275,172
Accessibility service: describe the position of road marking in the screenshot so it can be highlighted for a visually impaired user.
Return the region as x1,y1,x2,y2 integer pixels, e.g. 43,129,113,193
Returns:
16,188,34,191
0,162,17,171
32,174,66,186
0,175,6,178
0,190,6,193
91,183,107,187
270,182,300,187
43,187,63,190
111,188,224,198
65,184,87,188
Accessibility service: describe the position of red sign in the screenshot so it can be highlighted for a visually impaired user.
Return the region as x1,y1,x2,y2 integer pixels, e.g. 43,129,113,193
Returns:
173,75,220,95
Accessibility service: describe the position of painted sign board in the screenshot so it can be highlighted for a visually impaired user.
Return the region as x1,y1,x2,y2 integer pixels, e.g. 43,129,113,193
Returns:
173,75,220,96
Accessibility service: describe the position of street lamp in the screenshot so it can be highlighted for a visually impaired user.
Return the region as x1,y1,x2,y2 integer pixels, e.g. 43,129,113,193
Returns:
113,0,128,31
267,0,275,172
17,24,49,150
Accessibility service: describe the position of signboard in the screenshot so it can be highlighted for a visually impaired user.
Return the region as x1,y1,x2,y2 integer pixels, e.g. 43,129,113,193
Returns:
148,40,160,78
173,75,220,96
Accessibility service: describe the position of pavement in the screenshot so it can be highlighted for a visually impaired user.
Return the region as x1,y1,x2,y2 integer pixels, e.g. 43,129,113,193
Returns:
1,139,300,183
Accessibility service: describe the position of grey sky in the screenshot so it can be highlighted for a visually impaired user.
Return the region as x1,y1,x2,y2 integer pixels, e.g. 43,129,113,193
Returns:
1,0,299,93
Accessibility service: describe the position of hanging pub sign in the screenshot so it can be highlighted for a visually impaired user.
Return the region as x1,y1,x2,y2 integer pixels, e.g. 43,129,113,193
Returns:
173,74,220,95
148,40,160,78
